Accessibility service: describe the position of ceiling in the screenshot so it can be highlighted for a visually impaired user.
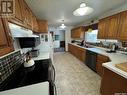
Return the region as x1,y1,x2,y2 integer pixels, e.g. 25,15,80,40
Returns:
26,0,127,27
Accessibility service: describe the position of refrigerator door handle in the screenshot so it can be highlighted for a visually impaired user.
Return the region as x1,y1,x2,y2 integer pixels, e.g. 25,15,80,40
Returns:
54,83,57,95
52,64,55,83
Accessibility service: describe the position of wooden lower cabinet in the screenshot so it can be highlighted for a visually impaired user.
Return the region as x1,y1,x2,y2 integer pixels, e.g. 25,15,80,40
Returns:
68,44,86,62
101,67,127,95
0,19,14,56
96,54,110,77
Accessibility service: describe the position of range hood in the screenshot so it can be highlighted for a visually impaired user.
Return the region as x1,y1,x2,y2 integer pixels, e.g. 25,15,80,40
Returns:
9,23,39,38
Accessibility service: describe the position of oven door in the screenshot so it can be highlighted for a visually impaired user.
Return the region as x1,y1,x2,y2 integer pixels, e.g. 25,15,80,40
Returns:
48,64,55,83
48,61,57,95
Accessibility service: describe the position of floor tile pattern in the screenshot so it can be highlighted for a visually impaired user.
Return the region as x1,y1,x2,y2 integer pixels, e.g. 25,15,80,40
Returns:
53,52,101,95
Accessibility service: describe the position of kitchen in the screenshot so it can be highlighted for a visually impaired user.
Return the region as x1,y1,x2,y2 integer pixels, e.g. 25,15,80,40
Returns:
0,0,127,95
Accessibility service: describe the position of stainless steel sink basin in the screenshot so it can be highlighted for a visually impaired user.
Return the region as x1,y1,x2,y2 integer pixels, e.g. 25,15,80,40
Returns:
76,44,92,48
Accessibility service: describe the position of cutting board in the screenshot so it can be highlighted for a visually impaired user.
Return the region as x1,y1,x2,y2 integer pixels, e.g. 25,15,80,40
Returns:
116,62,127,72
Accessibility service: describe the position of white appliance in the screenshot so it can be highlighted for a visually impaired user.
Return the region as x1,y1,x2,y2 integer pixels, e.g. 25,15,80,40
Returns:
54,41,60,48
35,33,54,60
9,23,39,38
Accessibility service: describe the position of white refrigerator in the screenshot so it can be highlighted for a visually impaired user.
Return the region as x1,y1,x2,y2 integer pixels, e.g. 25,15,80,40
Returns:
35,33,54,61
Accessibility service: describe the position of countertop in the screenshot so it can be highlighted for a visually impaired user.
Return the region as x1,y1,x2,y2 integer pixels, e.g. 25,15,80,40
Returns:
0,82,49,95
69,43,127,79
32,52,50,61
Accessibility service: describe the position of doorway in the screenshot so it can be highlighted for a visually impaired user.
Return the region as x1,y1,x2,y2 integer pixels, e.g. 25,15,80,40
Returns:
54,30,65,52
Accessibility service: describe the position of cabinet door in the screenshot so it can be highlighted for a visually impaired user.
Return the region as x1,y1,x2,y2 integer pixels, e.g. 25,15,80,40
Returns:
21,0,32,29
32,14,38,32
98,19,108,39
96,54,109,77
37,20,48,33
15,0,23,22
101,68,127,95
118,11,127,41
71,27,84,38
107,14,120,39
0,19,8,47
0,19,14,56
8,0,23,25
77,47,85,62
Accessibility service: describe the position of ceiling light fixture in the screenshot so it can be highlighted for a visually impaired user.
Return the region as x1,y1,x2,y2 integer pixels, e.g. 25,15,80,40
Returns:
59,20,66,29
73,3,94,16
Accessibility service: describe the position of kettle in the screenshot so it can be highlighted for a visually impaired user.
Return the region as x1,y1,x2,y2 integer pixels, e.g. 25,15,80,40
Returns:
24,52,35,68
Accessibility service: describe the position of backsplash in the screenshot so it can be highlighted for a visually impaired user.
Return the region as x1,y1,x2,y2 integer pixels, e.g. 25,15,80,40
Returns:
0,50,24,84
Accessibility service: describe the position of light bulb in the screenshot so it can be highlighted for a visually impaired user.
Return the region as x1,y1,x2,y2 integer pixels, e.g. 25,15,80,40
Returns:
80,3,86,8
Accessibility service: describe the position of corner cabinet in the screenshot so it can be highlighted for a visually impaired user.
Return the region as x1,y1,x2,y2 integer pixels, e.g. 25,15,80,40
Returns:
101,67,127,95
96,54,110,77
118,11,127,41
71,26,84,39
0,19,14,56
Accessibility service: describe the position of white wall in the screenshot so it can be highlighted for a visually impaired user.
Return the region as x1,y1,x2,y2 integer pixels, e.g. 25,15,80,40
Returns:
49,27,60,48
59,30,65,41
65,26,73,51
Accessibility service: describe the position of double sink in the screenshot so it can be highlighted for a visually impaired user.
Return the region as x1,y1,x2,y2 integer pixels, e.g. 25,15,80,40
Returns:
76,43,92,48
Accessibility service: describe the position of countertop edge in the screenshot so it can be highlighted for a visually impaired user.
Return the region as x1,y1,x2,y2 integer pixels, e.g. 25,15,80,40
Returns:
0,82,49,95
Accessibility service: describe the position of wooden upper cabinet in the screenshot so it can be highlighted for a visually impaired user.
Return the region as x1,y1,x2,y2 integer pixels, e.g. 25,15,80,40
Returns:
107,14,120,39
118,11,127,41
98,18,108,39
32,14,38,32
9,0,23,25
0,19,14,56
23,1,33,29
71,26,84,39
0,19,8,47
14,0,23,22
37,20,48,33
8,0,33,30
98,11,127,40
